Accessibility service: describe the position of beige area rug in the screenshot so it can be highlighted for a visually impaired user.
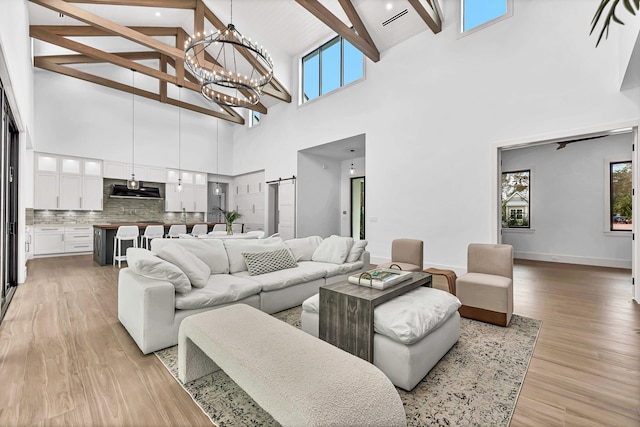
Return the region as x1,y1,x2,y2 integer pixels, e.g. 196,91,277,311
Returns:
155,307,541,426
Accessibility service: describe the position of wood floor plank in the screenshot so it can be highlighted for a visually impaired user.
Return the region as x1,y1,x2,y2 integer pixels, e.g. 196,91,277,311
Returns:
0,255,638,426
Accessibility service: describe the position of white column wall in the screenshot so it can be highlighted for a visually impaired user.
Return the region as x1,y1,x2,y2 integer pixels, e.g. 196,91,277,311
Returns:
297,153,341,238
232,0,640,270
1,0,34,283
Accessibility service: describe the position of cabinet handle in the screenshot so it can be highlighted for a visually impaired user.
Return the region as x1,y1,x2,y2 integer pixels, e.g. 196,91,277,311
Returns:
101,198,103,209
56,196,59,208
61,234,64,242
80,196,82,208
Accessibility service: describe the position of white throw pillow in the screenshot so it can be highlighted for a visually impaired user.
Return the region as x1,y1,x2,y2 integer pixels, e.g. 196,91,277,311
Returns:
151,238,229,274
155,243,211,288
242,248,298,275
311,235,355,264
346,240,368,263
126,248,191,293
285,236,323,261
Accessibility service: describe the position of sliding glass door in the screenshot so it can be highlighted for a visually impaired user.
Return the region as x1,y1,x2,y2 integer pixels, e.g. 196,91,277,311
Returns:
0,81,19,323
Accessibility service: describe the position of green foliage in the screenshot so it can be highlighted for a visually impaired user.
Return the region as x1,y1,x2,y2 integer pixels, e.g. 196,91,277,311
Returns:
591,0,640,47
225,210,241,224
611,162,632,218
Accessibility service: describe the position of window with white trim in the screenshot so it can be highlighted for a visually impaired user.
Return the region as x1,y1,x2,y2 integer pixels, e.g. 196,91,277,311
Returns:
301,33,363,104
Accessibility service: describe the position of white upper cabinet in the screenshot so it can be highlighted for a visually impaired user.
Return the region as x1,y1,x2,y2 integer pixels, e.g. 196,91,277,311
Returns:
34,153,103,211
35,153,58,174
103,161,129,180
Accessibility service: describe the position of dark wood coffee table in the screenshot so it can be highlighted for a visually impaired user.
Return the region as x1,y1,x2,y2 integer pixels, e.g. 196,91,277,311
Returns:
318,271,432,362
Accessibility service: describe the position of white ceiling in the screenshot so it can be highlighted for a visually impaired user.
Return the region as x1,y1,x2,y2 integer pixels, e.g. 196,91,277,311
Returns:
27,0,430,58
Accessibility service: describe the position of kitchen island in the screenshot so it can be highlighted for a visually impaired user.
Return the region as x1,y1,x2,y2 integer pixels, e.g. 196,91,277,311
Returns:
92,222,227,266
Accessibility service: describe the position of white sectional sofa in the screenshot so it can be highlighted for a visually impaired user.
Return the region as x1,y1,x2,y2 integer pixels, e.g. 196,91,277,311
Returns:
118,235,369,354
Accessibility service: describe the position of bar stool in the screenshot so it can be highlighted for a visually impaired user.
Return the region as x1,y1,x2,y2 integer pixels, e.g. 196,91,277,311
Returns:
113,225,139,268
166,224,186,238
141,225,164,249
191,224,208,236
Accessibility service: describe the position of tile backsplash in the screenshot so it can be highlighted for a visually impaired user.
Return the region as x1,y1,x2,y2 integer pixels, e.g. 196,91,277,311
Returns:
34,179,206,225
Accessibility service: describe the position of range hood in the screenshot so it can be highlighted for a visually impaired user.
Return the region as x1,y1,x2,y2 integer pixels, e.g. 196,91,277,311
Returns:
110,183,163,199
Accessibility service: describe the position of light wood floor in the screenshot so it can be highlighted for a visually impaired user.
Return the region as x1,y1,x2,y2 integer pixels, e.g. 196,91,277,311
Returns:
0,256,638,426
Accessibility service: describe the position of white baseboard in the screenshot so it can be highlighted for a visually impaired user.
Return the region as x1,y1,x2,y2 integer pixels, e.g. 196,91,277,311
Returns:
514,251,632,269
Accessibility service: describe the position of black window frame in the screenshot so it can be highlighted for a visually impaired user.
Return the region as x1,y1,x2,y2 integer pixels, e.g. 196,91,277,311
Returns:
501,169,531,229
609,160,632,232
301,32,363,104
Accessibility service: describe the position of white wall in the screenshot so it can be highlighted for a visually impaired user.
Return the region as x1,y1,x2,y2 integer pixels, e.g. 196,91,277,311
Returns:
1,0,34,283
297,153,342,237
232,0,640,270
32,69,234,176
501,133,633,268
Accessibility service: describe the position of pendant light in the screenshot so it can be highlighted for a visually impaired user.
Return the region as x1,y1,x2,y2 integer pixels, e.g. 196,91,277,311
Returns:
127,69,140,190
215,119,221,196
176,86,183,192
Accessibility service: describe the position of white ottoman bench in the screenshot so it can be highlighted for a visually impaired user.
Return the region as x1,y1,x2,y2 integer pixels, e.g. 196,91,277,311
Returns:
178,304,407,427
302,287,462,391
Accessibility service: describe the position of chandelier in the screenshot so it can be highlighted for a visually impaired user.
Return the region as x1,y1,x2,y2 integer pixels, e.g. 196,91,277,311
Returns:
184,1,273,107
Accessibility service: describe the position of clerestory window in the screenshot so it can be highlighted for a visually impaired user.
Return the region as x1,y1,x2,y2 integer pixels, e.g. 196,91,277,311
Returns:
461,0,513,35
301,33,364,104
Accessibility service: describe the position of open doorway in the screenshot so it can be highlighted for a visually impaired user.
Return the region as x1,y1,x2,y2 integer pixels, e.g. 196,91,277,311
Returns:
267,178,296,240
496,126,638,302
351,177,365,239
207,182,227,223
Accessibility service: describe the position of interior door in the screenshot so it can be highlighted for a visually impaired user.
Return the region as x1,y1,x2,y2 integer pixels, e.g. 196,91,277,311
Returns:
277,180,296,240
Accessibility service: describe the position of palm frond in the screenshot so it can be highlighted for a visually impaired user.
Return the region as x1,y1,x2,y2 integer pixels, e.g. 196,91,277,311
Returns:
591,0,639,46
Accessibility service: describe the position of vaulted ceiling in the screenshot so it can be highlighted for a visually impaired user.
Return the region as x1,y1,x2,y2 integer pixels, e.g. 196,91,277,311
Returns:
28,0,442,125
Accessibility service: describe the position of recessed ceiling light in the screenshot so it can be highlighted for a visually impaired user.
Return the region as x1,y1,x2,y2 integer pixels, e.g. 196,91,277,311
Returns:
155,11,161,17
386,3,393,10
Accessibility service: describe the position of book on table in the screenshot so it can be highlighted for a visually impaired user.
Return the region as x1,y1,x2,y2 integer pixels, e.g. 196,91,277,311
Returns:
348,268,413,290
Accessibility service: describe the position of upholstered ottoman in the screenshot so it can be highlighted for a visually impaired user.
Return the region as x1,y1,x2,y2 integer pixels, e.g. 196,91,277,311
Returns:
301,287,461,391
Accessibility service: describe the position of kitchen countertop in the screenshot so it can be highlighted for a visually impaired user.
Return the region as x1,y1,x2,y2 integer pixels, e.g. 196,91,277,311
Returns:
92,222,222,230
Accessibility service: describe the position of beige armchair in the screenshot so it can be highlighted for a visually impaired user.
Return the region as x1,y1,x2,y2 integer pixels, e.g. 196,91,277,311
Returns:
456,244,513,327
377,239,423,272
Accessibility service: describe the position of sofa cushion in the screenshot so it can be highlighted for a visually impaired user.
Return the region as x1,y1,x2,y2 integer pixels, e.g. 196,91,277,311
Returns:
346,240,368,263
311,235,354,264
243,248,298,276
126,248,191,293
233,262,328,291
155,243,211,288
285,236,323,261
175,274,262,310
224,236,288,273
152,238,230,274
299,260,364,277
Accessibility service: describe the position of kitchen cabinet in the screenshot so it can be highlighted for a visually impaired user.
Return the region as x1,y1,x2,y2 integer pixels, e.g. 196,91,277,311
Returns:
34,173,59,209
165,169,207,213
104,161,128,179
34,153,103,211
64,226,93,253
82,176,103,210
34,225,94,256
34,226,65,255
232,171,265,231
